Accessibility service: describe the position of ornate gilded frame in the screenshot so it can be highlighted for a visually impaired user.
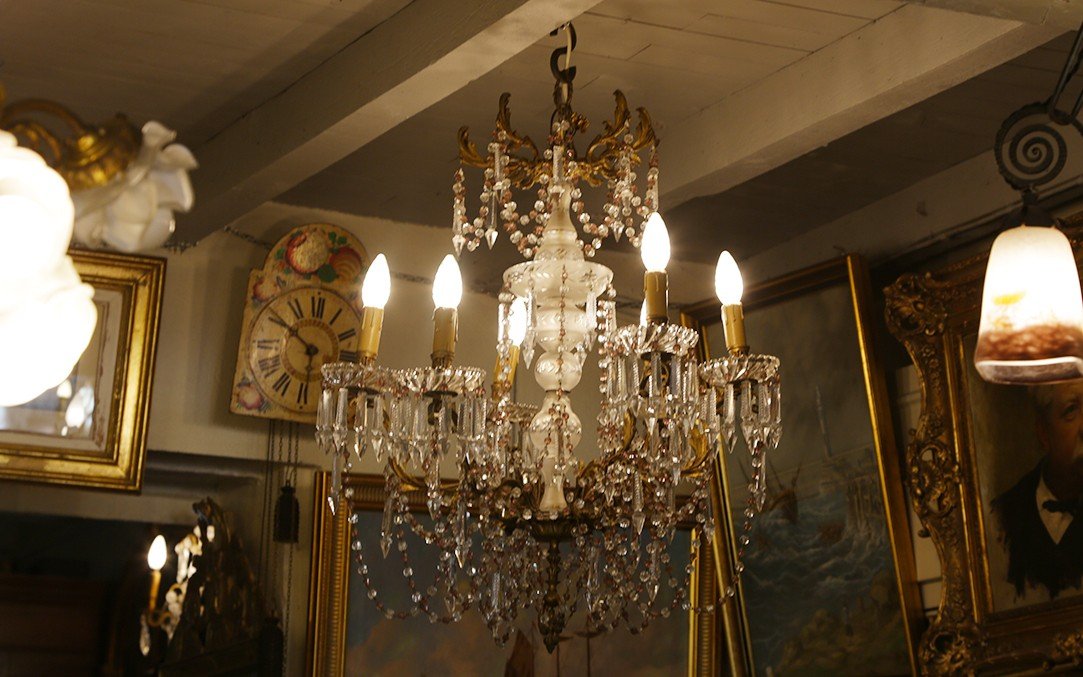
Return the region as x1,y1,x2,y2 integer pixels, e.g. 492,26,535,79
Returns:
885,223,1083,674
683,254,923,675
0,250,164,491
305,472,721,676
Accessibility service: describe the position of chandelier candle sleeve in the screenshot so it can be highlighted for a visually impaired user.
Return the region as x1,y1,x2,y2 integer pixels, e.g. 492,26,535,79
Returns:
715,251,747,354
431,255,462,366
641,212,670,323
359,253,391,362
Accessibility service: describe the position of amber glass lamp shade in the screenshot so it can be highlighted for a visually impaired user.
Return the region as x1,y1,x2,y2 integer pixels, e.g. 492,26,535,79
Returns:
975,224,1083,384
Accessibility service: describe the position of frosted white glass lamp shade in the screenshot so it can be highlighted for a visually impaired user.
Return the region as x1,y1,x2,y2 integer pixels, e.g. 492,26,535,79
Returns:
0,131,75,284
0,258,97,406
975,225,1083,384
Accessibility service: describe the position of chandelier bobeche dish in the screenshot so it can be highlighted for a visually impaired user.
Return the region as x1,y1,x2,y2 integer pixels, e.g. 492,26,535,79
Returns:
316,25,782,651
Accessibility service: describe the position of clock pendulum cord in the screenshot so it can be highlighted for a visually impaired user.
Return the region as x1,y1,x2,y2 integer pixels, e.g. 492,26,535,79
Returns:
260,419,301,674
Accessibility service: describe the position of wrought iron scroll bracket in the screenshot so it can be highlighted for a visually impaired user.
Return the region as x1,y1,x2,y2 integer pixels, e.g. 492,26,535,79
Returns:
995,20,1083,194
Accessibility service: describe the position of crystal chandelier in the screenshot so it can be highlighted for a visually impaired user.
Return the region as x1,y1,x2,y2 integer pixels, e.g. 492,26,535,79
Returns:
316,23,782,652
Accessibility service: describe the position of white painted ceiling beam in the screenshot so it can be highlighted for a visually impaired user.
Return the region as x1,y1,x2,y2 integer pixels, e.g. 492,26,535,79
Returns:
660,4,1062,208
897,0,1083,30
182,0,601,242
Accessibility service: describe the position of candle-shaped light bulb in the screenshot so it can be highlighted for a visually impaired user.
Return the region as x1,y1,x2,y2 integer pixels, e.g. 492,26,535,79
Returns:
641,212,670,323
715,251,748,354
358,254,391,362
361,254,390,309
715,251,743,305
508,298,528,347
432,255,463,309
640,212,671,272
431,255,462,366
147,535,167,571
495,298,529,392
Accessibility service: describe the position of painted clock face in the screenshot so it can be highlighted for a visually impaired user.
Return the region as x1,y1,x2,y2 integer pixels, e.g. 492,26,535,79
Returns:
248,287,360,413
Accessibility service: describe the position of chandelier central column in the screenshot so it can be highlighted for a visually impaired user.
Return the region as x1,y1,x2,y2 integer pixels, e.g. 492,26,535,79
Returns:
505,185,613,514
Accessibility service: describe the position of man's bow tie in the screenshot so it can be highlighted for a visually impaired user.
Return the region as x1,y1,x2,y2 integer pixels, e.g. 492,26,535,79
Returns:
1042,498,1083,517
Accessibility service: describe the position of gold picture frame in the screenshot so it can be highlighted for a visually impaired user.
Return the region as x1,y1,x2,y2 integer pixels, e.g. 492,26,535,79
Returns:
683,254,923,675
885,221,1083,673
0,249,164,491
306,472,721,676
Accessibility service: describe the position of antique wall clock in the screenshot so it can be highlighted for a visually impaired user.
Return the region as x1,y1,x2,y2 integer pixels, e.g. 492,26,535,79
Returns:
231,223,367,423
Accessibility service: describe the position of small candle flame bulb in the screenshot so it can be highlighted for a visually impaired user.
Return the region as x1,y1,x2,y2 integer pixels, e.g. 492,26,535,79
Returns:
640,212,671,272
432,255,463,309
495,298,529,391
361,254,390,309
147,534,167,571
508,298,528,347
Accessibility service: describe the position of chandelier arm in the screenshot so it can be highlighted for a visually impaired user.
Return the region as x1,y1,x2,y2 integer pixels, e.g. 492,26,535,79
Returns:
1,97,89,136
387,456,459,493
632,107,658,150
1,99,141,190
4,119,63,163
456,126,487,168
495,92,540,161
584,91,631,164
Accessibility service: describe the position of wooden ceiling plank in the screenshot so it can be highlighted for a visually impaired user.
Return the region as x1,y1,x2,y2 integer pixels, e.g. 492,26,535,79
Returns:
575,12,807,67
690,14,836,52
183,0,602,242
708,0,870,37
585,0,713,30
895,0,1083,30
762,0,903,20
659,5,1062,208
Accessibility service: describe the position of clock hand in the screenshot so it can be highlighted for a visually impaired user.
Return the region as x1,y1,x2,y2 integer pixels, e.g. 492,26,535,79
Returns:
269,308,318,352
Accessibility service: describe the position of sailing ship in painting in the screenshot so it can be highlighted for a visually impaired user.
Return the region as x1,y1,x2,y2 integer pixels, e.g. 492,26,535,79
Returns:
734,387,908,676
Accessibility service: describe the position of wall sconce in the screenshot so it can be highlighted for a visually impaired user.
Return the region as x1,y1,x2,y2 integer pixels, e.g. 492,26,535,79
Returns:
0,84,196,253
975,22,1083,384
140,533,185,655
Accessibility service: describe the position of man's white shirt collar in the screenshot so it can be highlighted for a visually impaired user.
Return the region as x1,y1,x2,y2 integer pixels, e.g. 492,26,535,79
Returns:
1036,473,1074,545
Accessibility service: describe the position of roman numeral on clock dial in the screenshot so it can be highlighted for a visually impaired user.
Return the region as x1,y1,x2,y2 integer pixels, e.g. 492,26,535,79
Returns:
272,372,291,396
258,355,281,375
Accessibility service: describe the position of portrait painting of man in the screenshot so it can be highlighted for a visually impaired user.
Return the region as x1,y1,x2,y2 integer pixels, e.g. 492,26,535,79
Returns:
990,381,1083,601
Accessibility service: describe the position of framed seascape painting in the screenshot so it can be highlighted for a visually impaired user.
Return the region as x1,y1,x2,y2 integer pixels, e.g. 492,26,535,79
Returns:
683,254,922,676
886,219,1083,673
0,250,164,491
306,473,722,676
